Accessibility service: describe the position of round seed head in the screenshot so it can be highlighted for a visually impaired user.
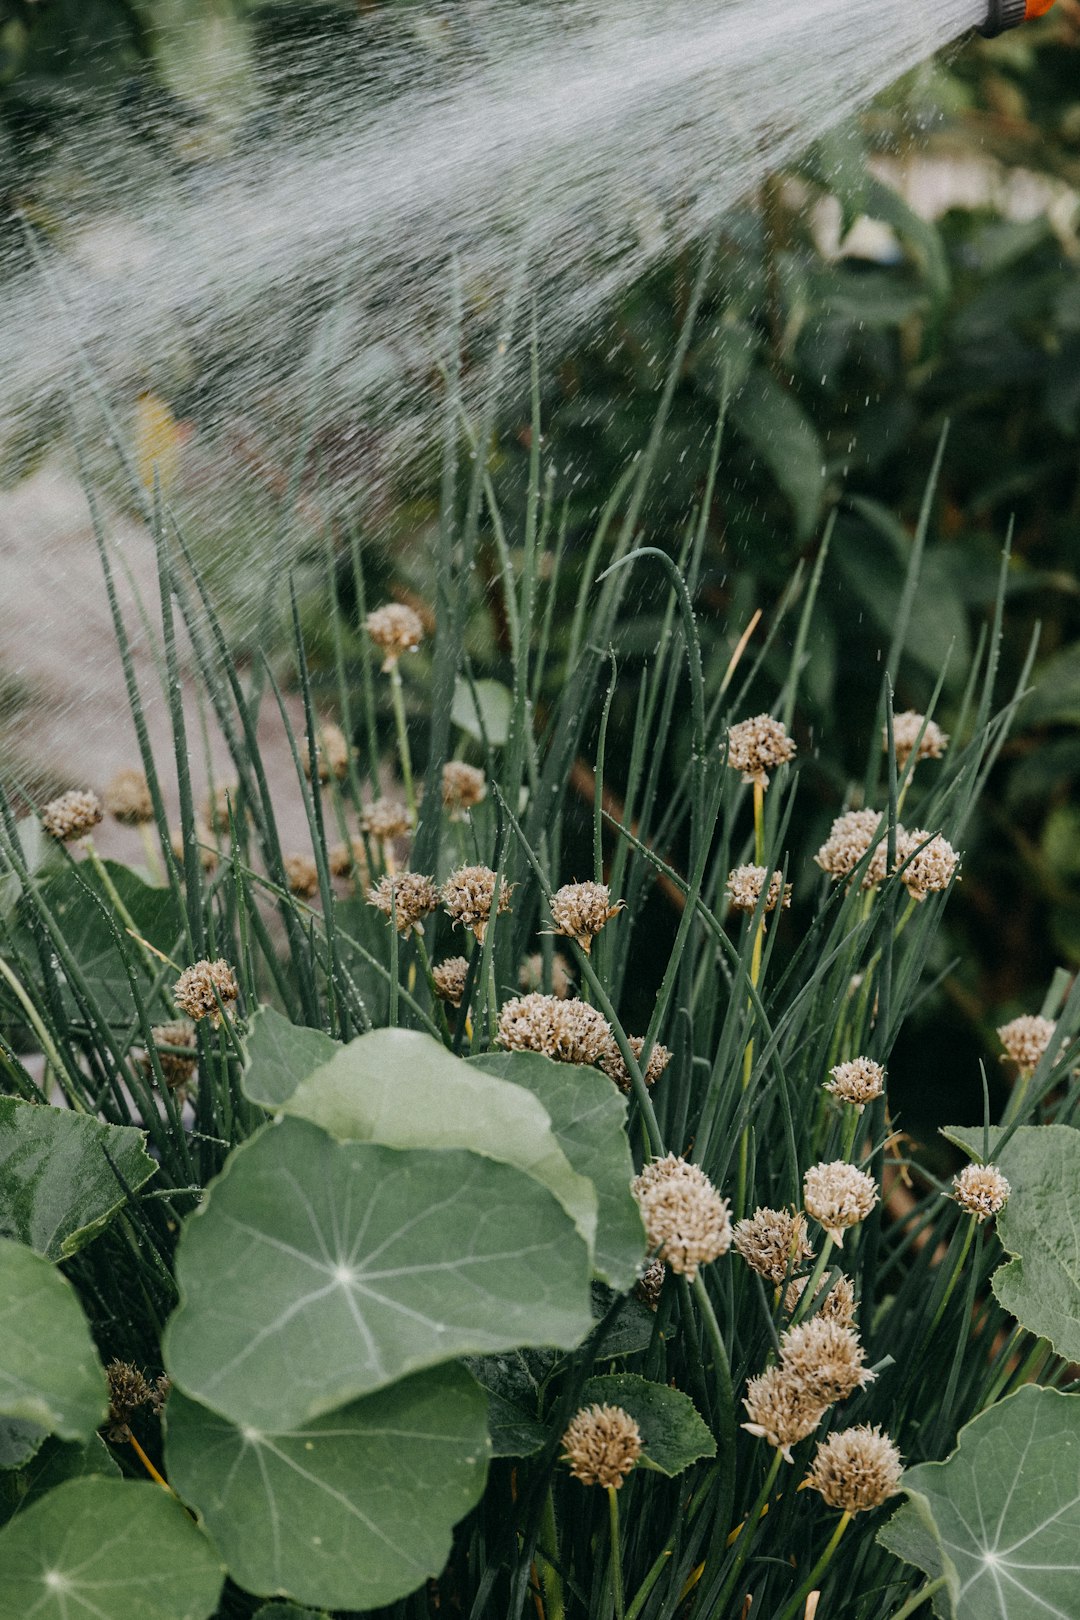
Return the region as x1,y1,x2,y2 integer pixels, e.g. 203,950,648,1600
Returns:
742,1365,827,1462
105,1359,155,1442
900,829,960,903
599,1035,673,1094
726,714,796,787
40,789,103,842
814,809,896,889
997,1014,1056,1078
442,864,514,943
779,1318,874,1405
734,1207,814,1286
784,1272,857,1328
497,993,613,1067
103,768,153,826
631,1154,732,1281
360,798,413,842
635,1257,666,1310
284,852,320,899
144,1019,198,1090
561,1403,642,1489
328,837,369,881
952,1163,1011,1223
888,710,948,769
442,761,487,821
803,1161,878,1246
725,864,792,915
825,1057,885,1112
365,602,424,670
432,955,470,1008
549,880,624,953
367,871,439,937
304,722,350,783
173,958,239,1026
805,1424,903,1512
518,951,573,998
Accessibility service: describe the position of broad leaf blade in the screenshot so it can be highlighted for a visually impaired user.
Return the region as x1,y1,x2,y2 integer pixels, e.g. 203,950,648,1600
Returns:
166,1369,488,1611
164,1118,593,1430
452,678,512,746
0,1435,120,1527
0,1097,155,1259
241,1004,341,1110
580,1373,714,1477
0,1476,223,1620
471,1050,645,1290
0,1238,106,1441
877,1490,960,1618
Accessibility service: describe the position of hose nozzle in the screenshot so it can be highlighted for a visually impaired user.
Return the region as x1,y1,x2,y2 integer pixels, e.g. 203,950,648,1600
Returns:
979,0,1056,34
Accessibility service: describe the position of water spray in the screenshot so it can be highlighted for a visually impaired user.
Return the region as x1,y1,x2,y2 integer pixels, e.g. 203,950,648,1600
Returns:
979,0,1056,34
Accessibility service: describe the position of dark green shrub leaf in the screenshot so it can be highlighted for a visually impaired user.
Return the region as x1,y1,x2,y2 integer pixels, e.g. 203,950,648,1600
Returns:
451,678,512,746
465,1352,550,1458
164,1118,593,1430
241,1004,340,1109
730,368,825,542
166,1367,488,1611
0,1420,46,1471
0,1097,155,1259
580,1373,714,1476
284,1029,597,1258
0,1435,120,1526
470,1049,645,1288
0,1476,223,1619
1021,643,1080,727
879,1386,1080,1619
0,1238,106,1441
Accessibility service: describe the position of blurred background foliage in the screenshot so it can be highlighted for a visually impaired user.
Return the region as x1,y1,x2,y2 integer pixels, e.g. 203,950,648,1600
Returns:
1,0,1079,1140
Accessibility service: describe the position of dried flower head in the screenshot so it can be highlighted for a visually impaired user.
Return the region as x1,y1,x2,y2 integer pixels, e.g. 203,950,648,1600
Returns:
803,1161,878,1246
366,602,424,671
442,761,487,821
203,782,239,835
329,837,369,881
284,853,320,899
442,864,515,943
549,881,624,954
171,823,218,874
304,722,350,783
814,809,895,889
519,951,573,998
497,993,613,1067
41,789,103,842
742,1365,827,1462
632,1154,732,1281
952,1163,1011,1223
432,956,470,1008
825,1057,885,1112
997,1014,1057,1078
561,1404,642,1489
635,1258,666,1310
105,1360,155,1442
887,710,949,769
900,830,960,903
725,864,792,915
104,768,153,826
599,1035,673,1094
779,1318,874,1405
144,1020,197,1090
784,1272,857,1328
367,871,439,937
805,1425,903,1512
173,958,239,1026
726,714,796,788
360,798,413,843
734,1207,814,1286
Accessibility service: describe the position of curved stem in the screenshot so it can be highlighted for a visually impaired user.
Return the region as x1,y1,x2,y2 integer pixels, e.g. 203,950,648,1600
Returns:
774,1510,852,1620
128,1433,173,1493
889,1575,948,1620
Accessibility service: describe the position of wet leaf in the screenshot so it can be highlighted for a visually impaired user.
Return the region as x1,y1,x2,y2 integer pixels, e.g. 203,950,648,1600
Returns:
730,367,826,543
0,1238,106,1441
241,1004,340,1110
451,677,512,747
579,1373,714,1477
0,1435,120,1527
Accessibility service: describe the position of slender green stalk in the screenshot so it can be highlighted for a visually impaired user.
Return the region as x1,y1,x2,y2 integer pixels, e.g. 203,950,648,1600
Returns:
607,1486,625,1620
388,665,417,819
774,1510,853,1620
889,1575,949,1619
537,1488,566,1620
0,956,82,1109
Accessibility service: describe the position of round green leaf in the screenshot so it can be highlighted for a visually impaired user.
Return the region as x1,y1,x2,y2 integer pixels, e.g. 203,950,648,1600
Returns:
164,1118,593,1431
880,1386,1080,1619
282,1029,597,1258
451,677,512,746
242,1005,341,1110
0,1097,156,1260
0,1476,224,1619
167,1368,488,1610
580,1373,714,1477
0,1435,120,1527
0,1238,106,1441
0,1420,46,1472
471,1050,646,1290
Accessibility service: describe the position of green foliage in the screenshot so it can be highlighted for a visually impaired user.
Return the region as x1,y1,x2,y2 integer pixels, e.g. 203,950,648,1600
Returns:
0,1239,106,1441
241,1003,340,1109
579,1373,714,1477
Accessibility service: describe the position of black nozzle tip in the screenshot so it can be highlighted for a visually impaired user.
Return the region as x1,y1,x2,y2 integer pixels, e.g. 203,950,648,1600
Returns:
978,0,1026,34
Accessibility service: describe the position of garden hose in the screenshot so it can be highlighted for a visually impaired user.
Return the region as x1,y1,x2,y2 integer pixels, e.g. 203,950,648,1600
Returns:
979,0,1057,36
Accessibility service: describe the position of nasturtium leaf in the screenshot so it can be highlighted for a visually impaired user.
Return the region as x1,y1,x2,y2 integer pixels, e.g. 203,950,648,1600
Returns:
0,817,63,923
879,1386,1080,1620
877,1491,960,1618
0,1435,120,1527
0,1097,155,1259
0,1420,46,1471
284,1029,597,1257
465,1352,550,1458
166,1367,488,1611
943,1124,1080,1363
0,1476,223,1620
0,1238,106,1440
452,677,512,747
471,1050,646,1290
241,1004,341,1109
580,1374,714,1477
164,1118,593,1431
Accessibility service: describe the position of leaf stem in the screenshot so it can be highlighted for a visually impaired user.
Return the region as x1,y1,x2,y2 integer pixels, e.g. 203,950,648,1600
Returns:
128,1433,173,1493
388,664,417,819
608,1485,626,1620
889,1575,949,1620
